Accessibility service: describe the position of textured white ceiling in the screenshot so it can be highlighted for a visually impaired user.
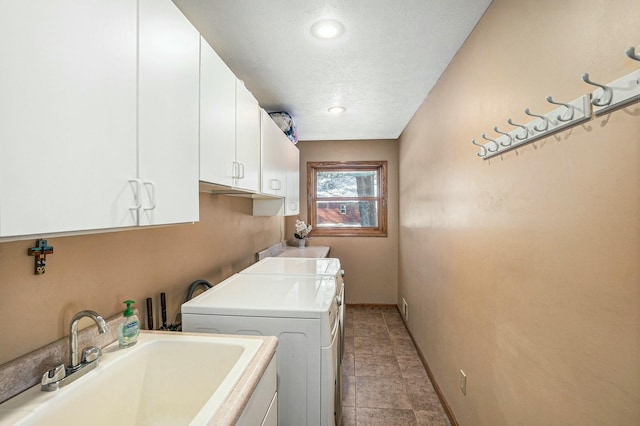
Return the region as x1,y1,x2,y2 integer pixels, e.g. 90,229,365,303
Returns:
172,0,492,141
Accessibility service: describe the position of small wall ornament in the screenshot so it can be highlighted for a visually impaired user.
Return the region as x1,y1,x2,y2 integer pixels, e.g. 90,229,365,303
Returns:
27,239,54,275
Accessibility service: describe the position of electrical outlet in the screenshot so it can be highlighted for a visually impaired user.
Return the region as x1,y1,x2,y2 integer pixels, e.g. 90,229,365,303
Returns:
402,298,408,320
459,370,467,395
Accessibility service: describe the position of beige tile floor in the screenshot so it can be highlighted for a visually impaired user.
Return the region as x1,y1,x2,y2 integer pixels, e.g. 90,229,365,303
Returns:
341,306,451,426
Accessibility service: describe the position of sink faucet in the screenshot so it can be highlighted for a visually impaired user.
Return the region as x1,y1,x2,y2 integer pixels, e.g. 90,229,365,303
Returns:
68,310,108,372
41,310,108,391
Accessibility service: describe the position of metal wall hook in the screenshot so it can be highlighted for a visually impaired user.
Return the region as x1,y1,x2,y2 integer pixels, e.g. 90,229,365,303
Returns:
493,126,513,146
524,108,550,132
507,118,529,141
546,96,575,122
626,47,640,62
481,133,500,152
471,139,487,157
581,73,613,106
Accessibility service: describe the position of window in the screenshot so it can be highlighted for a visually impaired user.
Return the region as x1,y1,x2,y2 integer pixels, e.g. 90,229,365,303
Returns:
307,161,387,237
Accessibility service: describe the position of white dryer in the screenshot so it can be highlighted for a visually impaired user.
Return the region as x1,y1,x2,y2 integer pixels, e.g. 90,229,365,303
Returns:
240,257,345,359
181,273,339,426
240,257,345,425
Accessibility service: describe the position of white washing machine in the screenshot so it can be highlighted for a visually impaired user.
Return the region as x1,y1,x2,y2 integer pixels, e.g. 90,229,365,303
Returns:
240,257,345,425
181,273,339,426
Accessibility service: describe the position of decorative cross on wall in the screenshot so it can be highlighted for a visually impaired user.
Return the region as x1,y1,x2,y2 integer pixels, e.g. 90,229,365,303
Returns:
27,239,54,275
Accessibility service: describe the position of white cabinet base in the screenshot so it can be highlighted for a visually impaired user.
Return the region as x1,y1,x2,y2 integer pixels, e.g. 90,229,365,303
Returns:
237,355,277,426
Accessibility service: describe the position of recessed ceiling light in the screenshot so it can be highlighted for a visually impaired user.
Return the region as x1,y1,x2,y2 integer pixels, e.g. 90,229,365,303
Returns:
328,106,346,114
311,19,345,39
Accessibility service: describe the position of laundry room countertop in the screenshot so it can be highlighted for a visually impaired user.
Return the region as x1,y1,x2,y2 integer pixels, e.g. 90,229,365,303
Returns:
256,242,330,260
277,245,330,258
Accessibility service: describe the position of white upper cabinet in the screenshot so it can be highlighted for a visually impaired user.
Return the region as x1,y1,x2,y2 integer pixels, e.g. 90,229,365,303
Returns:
199,41,261,194
138,0,200,226
0,0,200,238
284,141,300,216
260,110,287,197
253,119,300,217
199,37,236,188
0,0,138,237
234,80,261,192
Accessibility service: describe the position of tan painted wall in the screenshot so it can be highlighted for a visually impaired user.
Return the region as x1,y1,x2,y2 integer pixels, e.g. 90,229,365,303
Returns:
0,193,283,365
288,139,399,304
398,0,640,424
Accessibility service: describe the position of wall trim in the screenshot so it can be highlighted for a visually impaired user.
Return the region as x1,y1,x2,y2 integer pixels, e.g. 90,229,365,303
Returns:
345,303,397,309
396,305,459,426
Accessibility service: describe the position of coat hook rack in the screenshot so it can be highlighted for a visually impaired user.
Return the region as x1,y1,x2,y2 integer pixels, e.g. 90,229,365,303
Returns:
481,133,500,152
546,96,575,121
493,126,513,146
471,139,487,157
582,73,614,107
474,94,592,160
507,118,529,141
524,108,553,132
472,44,638,160
626,47,640,61
581,48,640,116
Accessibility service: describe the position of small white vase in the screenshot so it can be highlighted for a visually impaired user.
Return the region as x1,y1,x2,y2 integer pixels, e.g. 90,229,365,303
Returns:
297,238,306,248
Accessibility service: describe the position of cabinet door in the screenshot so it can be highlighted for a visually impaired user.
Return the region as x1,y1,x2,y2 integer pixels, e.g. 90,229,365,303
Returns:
0,0,138,237
285,142,300,216
260,110,287,196
262,393,278,426
138,0,200,226
200,37,236,188
235,81,261,192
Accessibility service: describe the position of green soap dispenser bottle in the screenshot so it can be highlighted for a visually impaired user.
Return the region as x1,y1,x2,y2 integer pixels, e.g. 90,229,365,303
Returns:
118,300,140,348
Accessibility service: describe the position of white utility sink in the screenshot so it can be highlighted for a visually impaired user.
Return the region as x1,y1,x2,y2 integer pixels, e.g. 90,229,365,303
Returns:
0,332,273,425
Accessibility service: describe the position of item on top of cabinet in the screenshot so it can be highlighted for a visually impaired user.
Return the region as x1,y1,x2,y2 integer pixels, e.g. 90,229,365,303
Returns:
27,239,54,275
268,111,298,144
118,300,140,349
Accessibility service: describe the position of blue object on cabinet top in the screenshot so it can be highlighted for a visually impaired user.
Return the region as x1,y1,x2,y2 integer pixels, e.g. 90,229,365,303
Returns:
268,111,298,144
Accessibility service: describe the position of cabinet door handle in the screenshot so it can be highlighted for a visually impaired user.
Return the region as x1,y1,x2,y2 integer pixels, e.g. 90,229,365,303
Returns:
239,162,245,179
232,162,239,179
270,179,281,190
142,180,157,210
128,179,143,211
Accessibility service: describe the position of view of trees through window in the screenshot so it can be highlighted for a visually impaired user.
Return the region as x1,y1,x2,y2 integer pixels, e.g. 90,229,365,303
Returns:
308,161,387,237
316,170,378,227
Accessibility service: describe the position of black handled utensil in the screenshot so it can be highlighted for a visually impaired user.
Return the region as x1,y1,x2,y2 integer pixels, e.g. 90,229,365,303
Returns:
161,292,167,329
146,297,154,330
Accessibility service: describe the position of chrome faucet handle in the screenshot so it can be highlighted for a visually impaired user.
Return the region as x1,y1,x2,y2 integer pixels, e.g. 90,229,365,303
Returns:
81,346,101,364
41,364,66,391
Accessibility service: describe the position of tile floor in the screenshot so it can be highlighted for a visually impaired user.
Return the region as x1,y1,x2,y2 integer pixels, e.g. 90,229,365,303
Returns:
341,306,451,426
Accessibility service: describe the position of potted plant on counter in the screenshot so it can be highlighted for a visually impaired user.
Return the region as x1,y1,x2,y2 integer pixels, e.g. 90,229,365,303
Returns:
294,219,312,248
